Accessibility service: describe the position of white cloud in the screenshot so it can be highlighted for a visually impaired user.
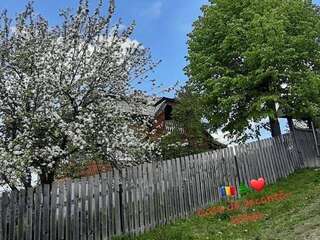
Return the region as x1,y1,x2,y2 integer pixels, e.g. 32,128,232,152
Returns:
143,1,163,19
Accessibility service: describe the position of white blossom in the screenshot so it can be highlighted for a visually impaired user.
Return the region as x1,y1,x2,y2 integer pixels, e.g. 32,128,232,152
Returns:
0,0,160,189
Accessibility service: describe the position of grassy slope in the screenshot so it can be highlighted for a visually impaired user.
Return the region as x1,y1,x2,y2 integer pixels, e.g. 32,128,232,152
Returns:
115,169,320,240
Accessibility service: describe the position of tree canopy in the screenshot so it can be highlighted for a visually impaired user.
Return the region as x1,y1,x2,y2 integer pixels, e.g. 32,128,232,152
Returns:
0,0,159,189
186,0,320,141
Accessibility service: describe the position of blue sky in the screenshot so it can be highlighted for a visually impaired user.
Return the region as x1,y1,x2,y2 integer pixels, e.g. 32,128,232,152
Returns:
0,0,208,94
0,0,319,94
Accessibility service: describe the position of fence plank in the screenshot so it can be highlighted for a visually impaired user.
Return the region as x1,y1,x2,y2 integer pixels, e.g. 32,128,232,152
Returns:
142,163,150,232
203,153,212,204
151,162,159,227
0,131,319,240
171,159,178,220
278,136,292,176
114,170,121,236
26,188,33,240
57,182,64,240
162,160,169,224
65,180,72,240
177,157,184,216
132,166,139,235
121,168,128,235
42,185,50,240
204,153,212,204
247,144,258,179
87,176,94,240
137,164,144,233
147,163,155,229
106,171,114,238
34,187,42,240
0,192,2,240
181,156,190,215
8,191,17,240
262,139,277,183
257,141,270,183
184,156,193,213
278,137,289,177
252,142,263,178
1,192,8,240
193,155,201,207
274,137,287,178
73,180,80,240
221,149,229,187
125,167,133,235
269,138,281,180
80,178,87,240
94,175,100,240
210,151,220,202
224,148,233,186
165,159,173,223
50,183,57,240
17,190,24,240
100,173,107,239
198,154,206,206
282,135,295,174
277,137,287,177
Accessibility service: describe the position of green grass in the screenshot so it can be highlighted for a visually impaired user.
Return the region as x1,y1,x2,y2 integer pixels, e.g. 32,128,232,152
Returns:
115,169,320,240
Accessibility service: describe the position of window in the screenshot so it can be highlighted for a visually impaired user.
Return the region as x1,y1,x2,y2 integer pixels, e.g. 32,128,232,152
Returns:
164,105,173,120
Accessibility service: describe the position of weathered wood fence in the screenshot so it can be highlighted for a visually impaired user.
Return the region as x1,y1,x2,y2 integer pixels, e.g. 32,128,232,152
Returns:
0,129,319,240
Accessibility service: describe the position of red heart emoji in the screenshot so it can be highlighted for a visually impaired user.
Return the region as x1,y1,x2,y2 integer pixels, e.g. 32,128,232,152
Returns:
250,178,265,192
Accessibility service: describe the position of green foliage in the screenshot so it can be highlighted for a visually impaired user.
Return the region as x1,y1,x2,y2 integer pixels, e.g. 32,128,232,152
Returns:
158,130,193,159
159,88,219,159
186,0,320,141
172,89,205,139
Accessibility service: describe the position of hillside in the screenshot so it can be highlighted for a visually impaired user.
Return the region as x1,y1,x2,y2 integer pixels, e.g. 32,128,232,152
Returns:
117,169,320,240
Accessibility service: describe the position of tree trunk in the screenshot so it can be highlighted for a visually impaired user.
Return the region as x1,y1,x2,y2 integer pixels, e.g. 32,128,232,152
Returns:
269,117,281,138
268,101,281,138
287,116,294,132
307,119,313,130
22,168,32,188
287,116,304,165
1,174,18,191
40,171,55,185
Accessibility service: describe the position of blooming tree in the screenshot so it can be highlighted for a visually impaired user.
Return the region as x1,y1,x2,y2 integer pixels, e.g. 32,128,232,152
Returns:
0,0,160,189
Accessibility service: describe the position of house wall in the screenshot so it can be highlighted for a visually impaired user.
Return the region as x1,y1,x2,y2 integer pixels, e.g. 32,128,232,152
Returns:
151,101,177,138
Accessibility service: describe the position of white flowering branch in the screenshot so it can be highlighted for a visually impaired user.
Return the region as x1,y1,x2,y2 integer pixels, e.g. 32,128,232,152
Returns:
0,0,160,188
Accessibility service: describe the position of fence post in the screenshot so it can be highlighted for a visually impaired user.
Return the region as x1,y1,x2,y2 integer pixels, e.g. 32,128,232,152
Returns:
311,121,320,157
233,152,241,186
292,129,304,167
119,182,125,234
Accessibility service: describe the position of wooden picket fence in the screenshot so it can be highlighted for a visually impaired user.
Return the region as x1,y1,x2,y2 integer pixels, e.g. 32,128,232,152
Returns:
0,129,319,240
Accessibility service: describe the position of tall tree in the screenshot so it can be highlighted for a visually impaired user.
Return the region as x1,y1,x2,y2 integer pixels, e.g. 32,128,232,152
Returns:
159,88,225,159
0,0,159,189
186,0,320,142
159,89,207,158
